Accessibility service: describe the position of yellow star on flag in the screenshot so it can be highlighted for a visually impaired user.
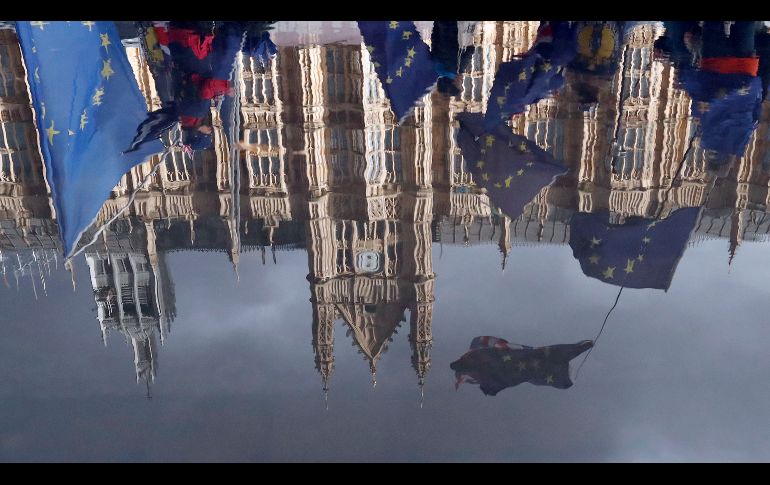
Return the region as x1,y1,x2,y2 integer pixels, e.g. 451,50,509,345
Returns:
100,33,111,53
101,59,115,80
497,96,507,106
589,254,600,265
46,120,60,146
504,175,513,187
386,76,393,84
402,31,412,40
389,21,399,29
407,47,416,58
518,71,527,81
516,168,525,176
31,21,50,30
485,135,495,147
590,236,601,247
81,21,95,31
545,375,554,384
517,361,527,371
603,266,615,279
481,173,489,181
475,160,484,169
80,110,88,131
395,67,403,77
637,254,644,262
642,236,651,244
404,57,412,67
92,87,105,106
502,355,512,362
624,259,635,274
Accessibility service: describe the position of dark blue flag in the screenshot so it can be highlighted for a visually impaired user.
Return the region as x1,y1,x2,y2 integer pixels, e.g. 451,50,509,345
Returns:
358,21,437,122
484,21,576,130
16,21,164,257
679,69,762,160
569,207,701,290
456,112,567,220
451,336,594,395
124,106,178,153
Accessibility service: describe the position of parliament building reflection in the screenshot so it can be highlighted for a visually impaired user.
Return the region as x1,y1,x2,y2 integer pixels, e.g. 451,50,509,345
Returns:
3,22,770,392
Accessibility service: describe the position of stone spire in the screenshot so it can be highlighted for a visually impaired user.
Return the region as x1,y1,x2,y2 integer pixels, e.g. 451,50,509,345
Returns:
409,295,433,401
729,210,744,266
370,360,377,388
313,304,336,398
498,214,512,272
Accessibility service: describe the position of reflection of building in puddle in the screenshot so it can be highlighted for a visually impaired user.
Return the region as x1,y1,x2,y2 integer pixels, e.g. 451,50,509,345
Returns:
84,221,175,388
5,23,770,392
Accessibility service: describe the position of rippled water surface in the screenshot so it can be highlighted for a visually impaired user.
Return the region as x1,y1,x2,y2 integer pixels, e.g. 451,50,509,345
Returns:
2,21,770,462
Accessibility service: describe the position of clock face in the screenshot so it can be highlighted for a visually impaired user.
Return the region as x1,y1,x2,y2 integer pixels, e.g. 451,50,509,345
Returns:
356,250,382,273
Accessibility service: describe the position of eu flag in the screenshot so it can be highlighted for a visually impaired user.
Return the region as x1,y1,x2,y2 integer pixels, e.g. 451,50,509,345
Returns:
569,207,701,290
678,69,762,160
456,112,567,220
16,21,164,257
484,21,576,131
358,21,437,122
451,336,593,395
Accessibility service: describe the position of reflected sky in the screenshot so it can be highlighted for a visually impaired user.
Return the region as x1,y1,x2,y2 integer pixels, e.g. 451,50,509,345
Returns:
4,242,770,462
3,21,770,462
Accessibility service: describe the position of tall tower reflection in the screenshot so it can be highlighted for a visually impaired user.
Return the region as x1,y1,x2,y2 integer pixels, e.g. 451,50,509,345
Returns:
84,221,176,386
4,22,770,392
273,42,437,391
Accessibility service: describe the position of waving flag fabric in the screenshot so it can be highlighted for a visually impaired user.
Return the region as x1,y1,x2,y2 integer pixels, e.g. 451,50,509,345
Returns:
16,21,163,257
456,112,567,220
358,20,437,122
569,207,701,290
451,336,594,395
679,69,763,160
484,21,577,130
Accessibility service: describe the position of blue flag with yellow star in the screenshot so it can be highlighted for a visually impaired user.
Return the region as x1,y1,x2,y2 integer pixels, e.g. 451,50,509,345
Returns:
569,207,701,290
358,21,437,122
16,21,164,257
451,336,594,395
456,112,567,220
678,69,762,160
484,21,576,131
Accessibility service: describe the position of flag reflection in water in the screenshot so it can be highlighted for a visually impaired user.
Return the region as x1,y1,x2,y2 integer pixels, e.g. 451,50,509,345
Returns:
451,336,593,396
